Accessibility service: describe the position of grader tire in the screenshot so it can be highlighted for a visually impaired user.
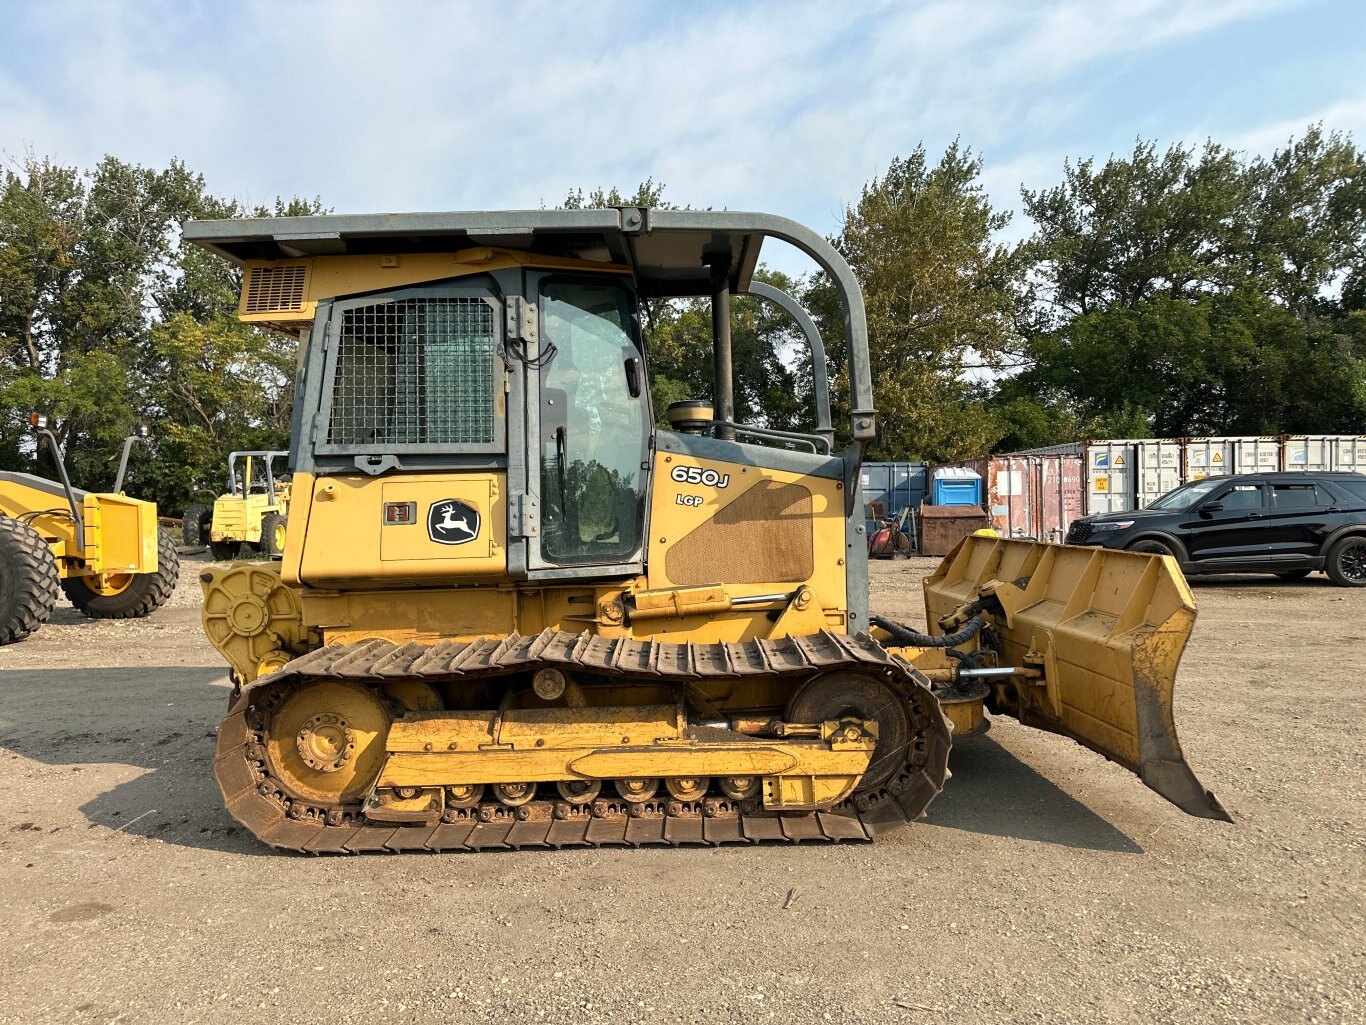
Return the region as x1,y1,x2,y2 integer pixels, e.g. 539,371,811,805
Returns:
182,503,212,545
259,512,287,558
0,516,61,645
62,528,181,620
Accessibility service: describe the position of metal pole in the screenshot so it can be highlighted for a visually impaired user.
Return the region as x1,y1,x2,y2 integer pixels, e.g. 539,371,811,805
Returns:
36,428,84,542
709,258,735,441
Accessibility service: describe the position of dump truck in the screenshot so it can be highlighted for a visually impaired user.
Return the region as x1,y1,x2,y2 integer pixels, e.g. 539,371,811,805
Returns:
182,450,290,559
0,417,180,644
184,208,1227,853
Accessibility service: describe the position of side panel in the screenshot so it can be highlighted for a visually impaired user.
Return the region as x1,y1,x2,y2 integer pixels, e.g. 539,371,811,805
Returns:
646,448,850,635
293,472,507,587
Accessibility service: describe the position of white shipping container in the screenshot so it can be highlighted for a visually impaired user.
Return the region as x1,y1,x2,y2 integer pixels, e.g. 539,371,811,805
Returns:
1083,440,1138,515
1232,437,1281,473
1183,437,1234,480
1136,440,1183,504
1281,435,1366,472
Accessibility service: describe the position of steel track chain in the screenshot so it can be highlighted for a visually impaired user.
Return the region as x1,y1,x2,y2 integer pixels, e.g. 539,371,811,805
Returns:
213,629,953,854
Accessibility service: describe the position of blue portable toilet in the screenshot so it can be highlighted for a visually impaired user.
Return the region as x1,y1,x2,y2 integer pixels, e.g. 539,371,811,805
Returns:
931,466,983,506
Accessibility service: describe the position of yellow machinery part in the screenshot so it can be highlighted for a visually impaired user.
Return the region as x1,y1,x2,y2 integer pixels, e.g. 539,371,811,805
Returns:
200,562,315,680
0,474,158,578
922,535,1229,820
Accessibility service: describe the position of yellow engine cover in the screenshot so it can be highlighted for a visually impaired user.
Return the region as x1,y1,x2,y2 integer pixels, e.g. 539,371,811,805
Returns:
285,471,507,588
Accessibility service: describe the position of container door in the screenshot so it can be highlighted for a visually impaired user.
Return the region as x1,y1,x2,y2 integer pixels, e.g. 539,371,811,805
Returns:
1085,442,1136,515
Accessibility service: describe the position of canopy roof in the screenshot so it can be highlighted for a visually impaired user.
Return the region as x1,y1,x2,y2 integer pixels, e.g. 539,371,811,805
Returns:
179,207,817,298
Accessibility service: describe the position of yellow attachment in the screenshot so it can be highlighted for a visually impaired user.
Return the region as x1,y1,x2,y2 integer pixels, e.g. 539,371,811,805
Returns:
923,535,1229,820
200,562,313,683
0,474,158,579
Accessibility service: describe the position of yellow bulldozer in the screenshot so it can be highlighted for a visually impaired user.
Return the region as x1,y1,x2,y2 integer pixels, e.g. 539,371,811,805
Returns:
182,450,290,559
0,415,179,645
185,208,1227,853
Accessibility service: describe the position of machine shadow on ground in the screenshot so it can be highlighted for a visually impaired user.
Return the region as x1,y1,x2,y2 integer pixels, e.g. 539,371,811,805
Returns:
1,664,1143,860
0,665,271,857
921,732,1144,854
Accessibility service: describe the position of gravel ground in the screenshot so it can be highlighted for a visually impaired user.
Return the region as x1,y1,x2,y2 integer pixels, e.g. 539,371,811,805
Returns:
0,551,1362,1025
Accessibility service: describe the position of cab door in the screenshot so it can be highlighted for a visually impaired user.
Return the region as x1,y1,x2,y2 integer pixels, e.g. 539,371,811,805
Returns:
526,274,652,576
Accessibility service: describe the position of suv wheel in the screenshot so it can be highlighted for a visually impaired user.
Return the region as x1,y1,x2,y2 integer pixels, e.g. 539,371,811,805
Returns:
1128,538,1178,560
1325,536,1366,588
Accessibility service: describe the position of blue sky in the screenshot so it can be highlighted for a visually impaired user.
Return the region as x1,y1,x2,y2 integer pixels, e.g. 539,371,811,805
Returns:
2,0,1364,275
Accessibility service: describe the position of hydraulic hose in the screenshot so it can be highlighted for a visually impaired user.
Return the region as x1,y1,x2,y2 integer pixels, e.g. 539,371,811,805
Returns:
870,614,987,649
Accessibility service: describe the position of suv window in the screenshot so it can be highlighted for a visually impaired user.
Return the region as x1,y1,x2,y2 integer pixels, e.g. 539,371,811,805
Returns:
1336,479,1366,502
1217,484,1264,511
1273,483,1331,509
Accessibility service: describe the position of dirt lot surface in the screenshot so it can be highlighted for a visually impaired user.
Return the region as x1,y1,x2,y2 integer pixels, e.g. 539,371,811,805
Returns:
1,552,1362,1025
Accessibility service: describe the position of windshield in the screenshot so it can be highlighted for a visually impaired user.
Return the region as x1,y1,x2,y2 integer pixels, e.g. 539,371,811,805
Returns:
1147,478,1223,511
538,279,649,565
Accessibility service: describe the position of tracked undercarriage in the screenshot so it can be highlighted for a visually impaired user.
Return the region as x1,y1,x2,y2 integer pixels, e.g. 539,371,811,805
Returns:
215,630,953,852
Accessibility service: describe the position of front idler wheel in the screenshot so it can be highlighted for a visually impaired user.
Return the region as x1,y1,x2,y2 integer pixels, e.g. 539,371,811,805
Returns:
785,671,912,794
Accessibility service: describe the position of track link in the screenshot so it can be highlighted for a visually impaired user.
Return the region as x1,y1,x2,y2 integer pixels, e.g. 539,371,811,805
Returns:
214,629,952,853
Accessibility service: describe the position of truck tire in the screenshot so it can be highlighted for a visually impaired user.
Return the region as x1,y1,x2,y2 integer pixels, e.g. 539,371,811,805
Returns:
62,528,182,619
0,516,61,645
259,512,287,558
1324,535,1366,588
182,503,212,545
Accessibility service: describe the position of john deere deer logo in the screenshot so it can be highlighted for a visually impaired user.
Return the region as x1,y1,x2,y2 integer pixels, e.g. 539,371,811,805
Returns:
427,499,480,546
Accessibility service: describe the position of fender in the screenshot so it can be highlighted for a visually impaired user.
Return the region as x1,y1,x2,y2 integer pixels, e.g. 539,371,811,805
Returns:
1124,530,1192,565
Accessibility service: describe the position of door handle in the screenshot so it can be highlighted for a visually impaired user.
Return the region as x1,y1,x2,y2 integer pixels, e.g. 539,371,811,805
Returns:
1246,513,1263,519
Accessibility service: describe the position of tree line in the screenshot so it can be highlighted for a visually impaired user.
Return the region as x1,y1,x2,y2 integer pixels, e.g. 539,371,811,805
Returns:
1,126,1362,513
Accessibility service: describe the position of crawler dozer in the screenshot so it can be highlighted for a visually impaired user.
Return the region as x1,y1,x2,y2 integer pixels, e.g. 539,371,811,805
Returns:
182,450,291,559
0,417,179,644
185,208,1228,853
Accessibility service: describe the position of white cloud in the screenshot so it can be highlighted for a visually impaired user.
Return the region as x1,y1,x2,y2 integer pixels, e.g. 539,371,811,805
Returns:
0,0,1338,278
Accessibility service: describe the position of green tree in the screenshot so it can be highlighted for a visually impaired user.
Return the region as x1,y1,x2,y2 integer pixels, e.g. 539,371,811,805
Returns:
1007,129,1366,440
0,152,325,507
821,142,1021,461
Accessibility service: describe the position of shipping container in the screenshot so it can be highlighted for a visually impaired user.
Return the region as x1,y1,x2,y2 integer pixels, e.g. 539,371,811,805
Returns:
1280,435,1366,473
1233,437,1282,474
1182,437,1234,479
971,451,1085,542
1080,439,1184,513
859,461,927,529
1182,436,1279,480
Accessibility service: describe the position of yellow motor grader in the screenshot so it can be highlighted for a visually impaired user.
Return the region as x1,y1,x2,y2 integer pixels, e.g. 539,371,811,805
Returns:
0,416,179,645
185,208,1227,853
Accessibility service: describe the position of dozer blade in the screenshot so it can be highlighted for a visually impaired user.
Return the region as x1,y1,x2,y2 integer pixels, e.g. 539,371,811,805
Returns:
923,536,1230,821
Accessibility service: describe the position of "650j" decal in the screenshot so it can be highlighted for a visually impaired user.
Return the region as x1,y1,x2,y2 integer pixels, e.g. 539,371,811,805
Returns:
670,465,730,489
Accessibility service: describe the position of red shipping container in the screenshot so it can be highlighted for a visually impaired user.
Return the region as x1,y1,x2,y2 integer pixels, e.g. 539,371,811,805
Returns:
972,452,1084,542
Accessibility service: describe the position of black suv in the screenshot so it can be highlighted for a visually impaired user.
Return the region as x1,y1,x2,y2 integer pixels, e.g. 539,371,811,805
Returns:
1065,472,1366,586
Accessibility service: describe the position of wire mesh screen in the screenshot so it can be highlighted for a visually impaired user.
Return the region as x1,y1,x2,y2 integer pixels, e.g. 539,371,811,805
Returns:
327,297,496,447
